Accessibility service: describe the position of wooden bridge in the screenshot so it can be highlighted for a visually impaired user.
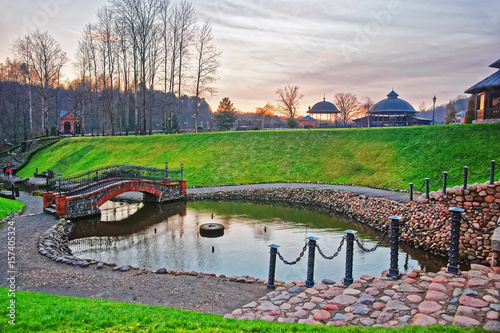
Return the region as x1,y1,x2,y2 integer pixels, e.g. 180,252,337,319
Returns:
42,164,186,218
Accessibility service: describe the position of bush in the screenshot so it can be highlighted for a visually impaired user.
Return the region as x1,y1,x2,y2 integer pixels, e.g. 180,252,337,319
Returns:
287,118,298,128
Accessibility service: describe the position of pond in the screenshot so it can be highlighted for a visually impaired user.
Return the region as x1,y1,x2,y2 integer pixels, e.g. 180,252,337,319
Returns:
68,198,449,283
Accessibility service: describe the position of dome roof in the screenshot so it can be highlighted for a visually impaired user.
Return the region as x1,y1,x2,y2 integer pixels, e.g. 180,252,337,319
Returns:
368,90,416,114
308,98,340,114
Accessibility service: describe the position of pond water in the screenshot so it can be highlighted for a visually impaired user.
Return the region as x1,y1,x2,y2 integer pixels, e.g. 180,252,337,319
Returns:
68,198,449,283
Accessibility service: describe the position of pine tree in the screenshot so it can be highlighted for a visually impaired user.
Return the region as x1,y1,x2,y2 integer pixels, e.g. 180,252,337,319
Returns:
464,95,476,124
444,100,457,124
214,97,237,131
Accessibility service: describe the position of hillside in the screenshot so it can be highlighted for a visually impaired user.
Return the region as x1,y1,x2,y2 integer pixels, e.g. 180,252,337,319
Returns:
17,123,500,190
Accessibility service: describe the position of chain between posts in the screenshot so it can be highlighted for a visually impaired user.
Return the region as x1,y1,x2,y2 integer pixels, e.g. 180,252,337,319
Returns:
461,212,500,232
402,216,450,237
447,169,464,180
469,163,491,176
353,226,390,252
430,174,444,187
414,182,425,191
276,241,308,265
316,235,346,260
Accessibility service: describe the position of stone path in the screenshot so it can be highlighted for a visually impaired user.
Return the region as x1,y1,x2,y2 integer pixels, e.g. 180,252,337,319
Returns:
224,264,500,330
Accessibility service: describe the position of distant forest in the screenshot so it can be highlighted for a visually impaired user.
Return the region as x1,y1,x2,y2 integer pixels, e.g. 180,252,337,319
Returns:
1,0,222,144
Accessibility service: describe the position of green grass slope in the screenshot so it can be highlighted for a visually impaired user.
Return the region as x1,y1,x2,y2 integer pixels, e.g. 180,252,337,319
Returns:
0,288,487,332
17,123,500,190
0,197,25,220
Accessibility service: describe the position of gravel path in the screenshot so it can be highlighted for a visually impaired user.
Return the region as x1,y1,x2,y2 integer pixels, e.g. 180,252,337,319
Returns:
188,183,410,203
0,191,268,315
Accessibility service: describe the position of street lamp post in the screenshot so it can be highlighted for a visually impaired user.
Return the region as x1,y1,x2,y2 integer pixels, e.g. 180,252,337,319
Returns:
432,96,437,125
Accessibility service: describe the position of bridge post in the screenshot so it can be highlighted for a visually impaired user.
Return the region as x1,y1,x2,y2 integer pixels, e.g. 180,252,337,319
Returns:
54,194,67,217
181,163,184,181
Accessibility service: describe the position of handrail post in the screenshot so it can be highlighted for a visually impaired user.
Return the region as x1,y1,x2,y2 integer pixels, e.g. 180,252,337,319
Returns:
387,216,402,279
181,163,184,181
305,236,318,288
343,230,357,285
46,175,50,193
491,160,496,185
267,244,279,288
442,172,448,194
425,178,430,200
446,207,464,275
409,183,414,201
463,166,468,190
165,162,168,178
58,173,62,195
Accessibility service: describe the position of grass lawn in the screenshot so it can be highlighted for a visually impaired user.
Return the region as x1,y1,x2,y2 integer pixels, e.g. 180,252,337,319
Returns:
0,288,488,332
16,123,500,190
0,197,24,220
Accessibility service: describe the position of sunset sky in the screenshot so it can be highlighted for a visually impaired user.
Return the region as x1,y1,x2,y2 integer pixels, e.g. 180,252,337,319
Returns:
0,0,499,115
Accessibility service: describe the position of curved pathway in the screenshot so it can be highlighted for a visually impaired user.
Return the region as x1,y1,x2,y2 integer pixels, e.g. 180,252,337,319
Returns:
188,183,410,203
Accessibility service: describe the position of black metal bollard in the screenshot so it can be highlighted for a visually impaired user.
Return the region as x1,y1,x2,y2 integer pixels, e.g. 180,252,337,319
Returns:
343,230,357,285
491,160,496,185
463,166,468,190
442,172,448,194
305,236,318,288
46,176,50,193
446,207,464,275
425,178,430,200
11,184,16,200
267,244,280,288
387,216,402,279
409,183,414,201
58,173,62,195
165,162,168,176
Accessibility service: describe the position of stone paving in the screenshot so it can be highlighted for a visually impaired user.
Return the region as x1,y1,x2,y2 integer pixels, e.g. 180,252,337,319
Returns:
224,264,500,330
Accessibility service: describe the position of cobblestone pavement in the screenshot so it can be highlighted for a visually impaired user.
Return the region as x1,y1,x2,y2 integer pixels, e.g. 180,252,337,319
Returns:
225,265,500,330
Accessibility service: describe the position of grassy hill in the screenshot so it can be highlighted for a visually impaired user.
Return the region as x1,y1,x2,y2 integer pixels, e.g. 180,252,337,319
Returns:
17,123,500,190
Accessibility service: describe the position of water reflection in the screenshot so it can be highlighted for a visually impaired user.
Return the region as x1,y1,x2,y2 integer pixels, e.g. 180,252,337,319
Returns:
69,200,451,283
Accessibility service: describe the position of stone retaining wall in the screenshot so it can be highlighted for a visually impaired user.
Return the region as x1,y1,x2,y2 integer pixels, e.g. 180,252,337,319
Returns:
188,183,500,267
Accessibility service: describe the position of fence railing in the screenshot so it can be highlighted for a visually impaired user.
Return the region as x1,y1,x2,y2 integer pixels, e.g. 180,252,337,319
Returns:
409,160,496,201
47,163,183,194
266,208,500,288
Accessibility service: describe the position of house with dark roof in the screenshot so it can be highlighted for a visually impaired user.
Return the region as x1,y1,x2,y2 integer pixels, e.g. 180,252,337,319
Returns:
60,111,83,135
464,59,500,123
353,90,431,127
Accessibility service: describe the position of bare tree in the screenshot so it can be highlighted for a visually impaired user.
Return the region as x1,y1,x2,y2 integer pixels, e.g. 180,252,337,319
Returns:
12,30,68,135
174,0,196,98
255,102,276,130
275,84,303,119
334,92,359,126
111,0,163,134
193,21,221,133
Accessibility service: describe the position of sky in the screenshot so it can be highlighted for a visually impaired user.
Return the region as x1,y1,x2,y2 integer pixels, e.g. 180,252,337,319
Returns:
0,0,499,115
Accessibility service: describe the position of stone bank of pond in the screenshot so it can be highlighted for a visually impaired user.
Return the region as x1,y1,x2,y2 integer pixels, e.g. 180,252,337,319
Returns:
68,200,450,283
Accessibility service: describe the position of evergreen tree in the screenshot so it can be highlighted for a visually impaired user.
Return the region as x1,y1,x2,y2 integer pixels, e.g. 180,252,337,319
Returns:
444,100,457,124
464,95,476,124
214,97,237,131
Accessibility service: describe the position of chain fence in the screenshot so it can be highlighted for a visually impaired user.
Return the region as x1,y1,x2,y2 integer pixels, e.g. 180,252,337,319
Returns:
401,216,450,237
316,236,345,260
354,227,389,252
461,212,500,233
276,241,308,265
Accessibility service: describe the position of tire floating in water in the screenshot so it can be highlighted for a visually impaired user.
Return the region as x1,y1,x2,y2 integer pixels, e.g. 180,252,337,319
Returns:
200,223,224,238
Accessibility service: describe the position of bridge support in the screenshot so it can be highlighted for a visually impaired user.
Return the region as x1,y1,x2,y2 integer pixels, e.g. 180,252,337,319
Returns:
43,180,186,219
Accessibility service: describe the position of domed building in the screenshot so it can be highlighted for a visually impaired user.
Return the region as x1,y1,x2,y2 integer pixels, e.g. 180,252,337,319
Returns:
353,90,431,127
307,98,340,128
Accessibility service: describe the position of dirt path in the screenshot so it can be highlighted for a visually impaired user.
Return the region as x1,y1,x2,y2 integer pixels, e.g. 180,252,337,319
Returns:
0,192,268,315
